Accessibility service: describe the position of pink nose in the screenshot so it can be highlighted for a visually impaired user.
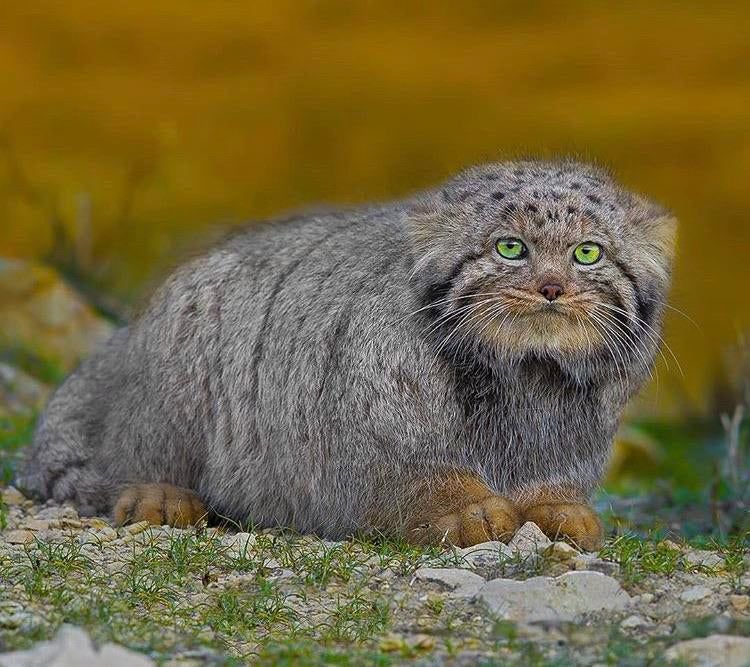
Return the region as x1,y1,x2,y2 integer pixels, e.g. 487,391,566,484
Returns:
539,284,564,301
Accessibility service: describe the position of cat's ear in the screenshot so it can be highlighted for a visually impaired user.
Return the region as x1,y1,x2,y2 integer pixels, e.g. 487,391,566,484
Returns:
629,197,678,265
402,198,460,277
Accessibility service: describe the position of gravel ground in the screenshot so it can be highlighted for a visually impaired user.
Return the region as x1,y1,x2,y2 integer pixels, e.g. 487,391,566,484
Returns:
1,485,749,666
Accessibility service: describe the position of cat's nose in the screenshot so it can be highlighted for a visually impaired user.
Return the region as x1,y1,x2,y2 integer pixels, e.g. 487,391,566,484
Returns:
539,283,564,301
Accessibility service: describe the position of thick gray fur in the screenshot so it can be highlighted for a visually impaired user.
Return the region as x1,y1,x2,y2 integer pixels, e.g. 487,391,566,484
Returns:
17,160,676,537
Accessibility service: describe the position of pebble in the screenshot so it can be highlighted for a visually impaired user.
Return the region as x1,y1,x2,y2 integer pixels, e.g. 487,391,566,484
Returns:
413,567,485,597
456,541,512,568
124,521,152,536
664,634,750,667
729,595,749,612
684,549,725,569
620,614,648,630
680,585,713,603
222,531,256,556
1,487,26,505
5,530,35,545
507,522,552,556
478,571,630,623
545,541,580,561
0,625,154,666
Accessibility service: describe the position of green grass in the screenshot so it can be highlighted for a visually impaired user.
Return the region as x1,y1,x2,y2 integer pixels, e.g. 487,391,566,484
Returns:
0,412,35,484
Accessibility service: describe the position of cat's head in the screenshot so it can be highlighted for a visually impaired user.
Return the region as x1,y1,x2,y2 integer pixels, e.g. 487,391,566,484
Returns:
408,160,676,373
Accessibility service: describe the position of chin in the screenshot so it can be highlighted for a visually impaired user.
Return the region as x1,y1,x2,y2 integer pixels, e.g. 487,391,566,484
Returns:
481,311,603,358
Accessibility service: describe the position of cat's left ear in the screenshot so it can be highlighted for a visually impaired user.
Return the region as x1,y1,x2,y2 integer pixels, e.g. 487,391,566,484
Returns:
629,197,678,265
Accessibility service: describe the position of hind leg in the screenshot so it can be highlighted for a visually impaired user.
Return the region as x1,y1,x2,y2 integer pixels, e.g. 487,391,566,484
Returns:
113,483,207,528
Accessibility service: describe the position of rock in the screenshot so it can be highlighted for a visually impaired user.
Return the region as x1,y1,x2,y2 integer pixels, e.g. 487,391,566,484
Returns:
684,549,725,570
546,541,580,561
222,532,256,556
413,568,485,597
23,519,50,532
507,522,552,556
123,521,151,536
456,541,512,568
680,585,713,603
0,363,50,417
664,634,750,667
0,258,114,374
1,487,26,506
79,527,118,545
620,614,649,630
0,624,153,666
4,530,35,545
570,553,620,576
729,595,749,612
478,571,630,623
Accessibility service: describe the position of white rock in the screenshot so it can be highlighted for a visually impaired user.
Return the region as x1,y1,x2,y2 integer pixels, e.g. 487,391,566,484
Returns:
1,487,26,506
456,541,512,568
0,625,153,666
507,522,552,556
478,570,630,623
546,541,579,561
664,634,750,667
413,567,485,598
684,549,725,569
680,585,713,603
221,532,256,556
620,614,649,630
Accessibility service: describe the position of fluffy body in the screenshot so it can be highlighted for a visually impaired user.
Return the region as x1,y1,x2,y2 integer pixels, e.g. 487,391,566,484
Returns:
17,160,676,541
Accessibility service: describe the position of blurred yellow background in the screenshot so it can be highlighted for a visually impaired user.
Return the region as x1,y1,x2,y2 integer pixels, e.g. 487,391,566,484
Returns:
1,1,748,413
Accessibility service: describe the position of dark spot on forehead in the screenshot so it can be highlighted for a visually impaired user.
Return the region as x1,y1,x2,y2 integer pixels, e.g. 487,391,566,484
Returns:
511,186,522,193
501,203,518,218
570,182,582,190
567,205,577,215
474,202,485,213
587,194,602,205
551,190,563,201
532,190,541,199
482,173,500,180
491,191,505,201
525,203,538,214
584,208,600,223
514,168,525,176
458,191,472,202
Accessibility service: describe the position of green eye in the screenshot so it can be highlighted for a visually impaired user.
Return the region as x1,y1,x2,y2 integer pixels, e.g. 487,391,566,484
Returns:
496,238,527,260
574,242,602,265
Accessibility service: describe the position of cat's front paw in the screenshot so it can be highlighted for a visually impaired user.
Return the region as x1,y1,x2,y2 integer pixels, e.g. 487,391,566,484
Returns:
523,502,602,551
113,483,207,528
426,495,521,547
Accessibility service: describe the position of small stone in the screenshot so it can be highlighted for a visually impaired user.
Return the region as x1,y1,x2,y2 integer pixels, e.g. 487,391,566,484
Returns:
413,567,485,597
680,585,713,603
478,571,630,623
79,527,118,545
222,532,256,556
570,554,620,576
87,517,111,530
22,519,50,532
0,624,155,666
620,614,648,630
546,541,579,561
729,595,749,612
4,530,35,545
379,634,405,652
639,593,655,604
664,634,750,667
684,549,725,570
124,521,151,536
409,634,435,650
507,522,552,556
457,541,512,568
1,487,26,505
658,539,682,551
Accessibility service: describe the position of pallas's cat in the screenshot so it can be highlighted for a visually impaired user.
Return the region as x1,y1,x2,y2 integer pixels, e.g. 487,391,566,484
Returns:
18,160,676,549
